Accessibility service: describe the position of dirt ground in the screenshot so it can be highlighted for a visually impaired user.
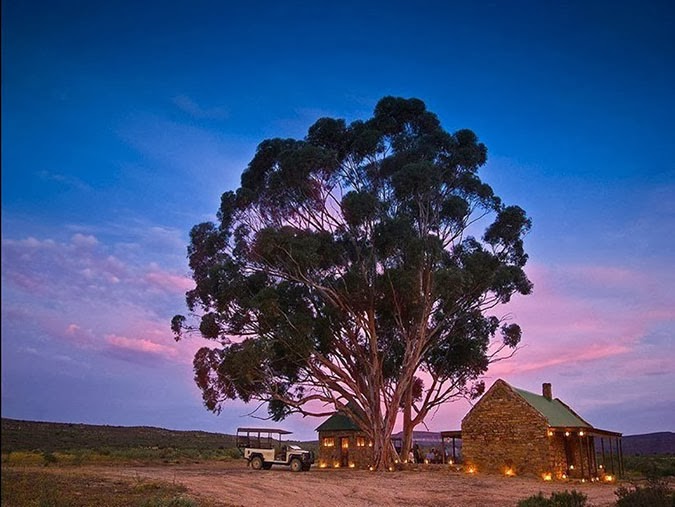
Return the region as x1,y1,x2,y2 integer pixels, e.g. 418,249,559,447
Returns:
86,461,621,507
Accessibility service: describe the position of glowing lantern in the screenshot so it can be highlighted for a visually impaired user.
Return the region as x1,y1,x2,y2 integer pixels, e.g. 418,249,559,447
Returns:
579,431,585,436
565,431,570,437
504,468,515,477
466,465,476,474
542,472,552,481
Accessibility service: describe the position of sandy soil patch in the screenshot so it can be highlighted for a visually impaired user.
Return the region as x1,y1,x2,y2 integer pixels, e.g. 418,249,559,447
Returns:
86,461,620,507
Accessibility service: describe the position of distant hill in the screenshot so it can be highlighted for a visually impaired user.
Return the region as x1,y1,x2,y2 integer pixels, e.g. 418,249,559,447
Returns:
2,418,672,457
622,432,675,456
0,418,236,453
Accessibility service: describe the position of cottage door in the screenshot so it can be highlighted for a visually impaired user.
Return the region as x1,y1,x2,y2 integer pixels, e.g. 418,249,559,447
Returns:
563,437,576,477
340,437,349,467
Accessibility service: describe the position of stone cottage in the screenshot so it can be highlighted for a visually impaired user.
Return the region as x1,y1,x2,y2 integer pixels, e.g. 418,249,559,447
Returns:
315,405,372,469
461,379,623,480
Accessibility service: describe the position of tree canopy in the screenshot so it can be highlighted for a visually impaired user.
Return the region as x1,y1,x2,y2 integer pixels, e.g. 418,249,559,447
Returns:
172,96,532,469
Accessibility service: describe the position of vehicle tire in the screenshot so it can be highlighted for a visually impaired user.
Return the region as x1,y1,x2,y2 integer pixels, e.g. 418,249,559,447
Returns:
250,456,264,470
262,463,273,470
290,458,303,472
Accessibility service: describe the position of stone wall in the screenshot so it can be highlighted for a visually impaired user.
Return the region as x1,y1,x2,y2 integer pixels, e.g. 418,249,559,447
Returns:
549,434,568,478
317,430,373,469
462,380,550,477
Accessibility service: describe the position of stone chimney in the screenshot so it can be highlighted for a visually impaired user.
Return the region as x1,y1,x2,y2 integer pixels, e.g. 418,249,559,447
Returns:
542,383,552,401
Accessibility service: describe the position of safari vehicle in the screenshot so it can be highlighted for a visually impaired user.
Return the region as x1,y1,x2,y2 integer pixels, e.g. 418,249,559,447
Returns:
236,427,314,472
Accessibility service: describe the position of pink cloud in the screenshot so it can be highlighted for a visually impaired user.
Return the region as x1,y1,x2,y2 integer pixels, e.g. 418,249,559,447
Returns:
105,333,178,358
491,342,631,376
490,261,675,377
64,323,97,348
71,233,99,248
144,270,194,293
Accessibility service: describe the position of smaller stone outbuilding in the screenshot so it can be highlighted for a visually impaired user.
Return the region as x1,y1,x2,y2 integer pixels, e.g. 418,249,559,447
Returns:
461,379,623,480
315,406,372,469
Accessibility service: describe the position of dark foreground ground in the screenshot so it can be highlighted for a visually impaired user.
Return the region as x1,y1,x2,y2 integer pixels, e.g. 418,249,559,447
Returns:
2,461,624,507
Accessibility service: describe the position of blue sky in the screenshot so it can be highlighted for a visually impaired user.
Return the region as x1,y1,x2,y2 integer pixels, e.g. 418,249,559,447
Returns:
2,1,674,440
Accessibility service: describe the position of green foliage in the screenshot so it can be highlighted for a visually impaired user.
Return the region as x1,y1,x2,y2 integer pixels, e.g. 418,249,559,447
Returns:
517,492,550,507
1,418,237,455
41,451,57,466
623,455,675,479
517,490,588,507
1,468,202,507
615,479,675,507
173,96,532,467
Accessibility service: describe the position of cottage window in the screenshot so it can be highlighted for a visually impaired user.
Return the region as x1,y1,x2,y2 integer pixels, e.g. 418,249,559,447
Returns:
356,436,366,447
322,437,335,447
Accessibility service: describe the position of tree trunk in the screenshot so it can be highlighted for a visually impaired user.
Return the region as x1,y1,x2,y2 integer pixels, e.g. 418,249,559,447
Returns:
365,395,401,471
370,420,397,470
401,384,413,461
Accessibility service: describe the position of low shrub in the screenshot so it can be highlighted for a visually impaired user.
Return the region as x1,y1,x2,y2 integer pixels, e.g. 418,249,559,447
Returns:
623,455,675,479
517,490,588,507
42,451,58,466
615,479,675,507
1,468,201,507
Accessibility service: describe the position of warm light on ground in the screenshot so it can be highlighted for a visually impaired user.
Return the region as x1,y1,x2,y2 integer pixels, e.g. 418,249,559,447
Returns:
542,472,552,481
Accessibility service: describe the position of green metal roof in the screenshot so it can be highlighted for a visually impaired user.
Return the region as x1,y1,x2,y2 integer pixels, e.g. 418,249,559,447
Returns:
512,386,591,428
315,402,366,432
315,412,362,432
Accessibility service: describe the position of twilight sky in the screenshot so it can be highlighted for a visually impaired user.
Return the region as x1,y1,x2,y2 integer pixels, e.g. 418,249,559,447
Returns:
2,1,674,441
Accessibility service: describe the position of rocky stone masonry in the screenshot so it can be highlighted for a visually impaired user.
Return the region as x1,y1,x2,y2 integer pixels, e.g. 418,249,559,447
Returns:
462,380,551,476
317,430,373,469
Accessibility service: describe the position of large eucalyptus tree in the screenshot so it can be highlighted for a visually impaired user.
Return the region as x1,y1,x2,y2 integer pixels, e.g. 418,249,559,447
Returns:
172,97,532,469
